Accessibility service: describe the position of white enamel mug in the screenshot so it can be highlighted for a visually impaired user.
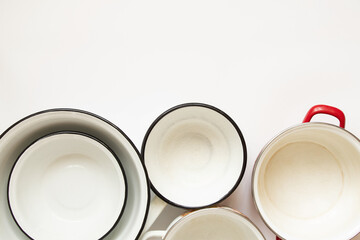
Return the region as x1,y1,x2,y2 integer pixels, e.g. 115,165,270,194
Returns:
252,105,360,240
7,131,127,240
142,207,265,240
141,103,247,233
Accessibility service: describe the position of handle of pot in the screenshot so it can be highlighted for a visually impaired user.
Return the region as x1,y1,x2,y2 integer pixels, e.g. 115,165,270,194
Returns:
303,104,345,128
141,230,166,240
140,196,168,239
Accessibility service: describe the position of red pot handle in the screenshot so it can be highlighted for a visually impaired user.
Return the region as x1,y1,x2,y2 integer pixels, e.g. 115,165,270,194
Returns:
303,104,345,128
276,237,281,240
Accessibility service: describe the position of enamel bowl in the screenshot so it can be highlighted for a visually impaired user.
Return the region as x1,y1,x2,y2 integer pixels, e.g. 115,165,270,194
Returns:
0,109,150,240
8,132,127,240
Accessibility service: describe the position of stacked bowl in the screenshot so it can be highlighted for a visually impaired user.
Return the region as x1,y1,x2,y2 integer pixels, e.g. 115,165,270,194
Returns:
0,109,150,240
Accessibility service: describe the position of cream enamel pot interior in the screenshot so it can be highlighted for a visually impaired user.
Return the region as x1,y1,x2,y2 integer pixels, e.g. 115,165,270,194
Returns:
141,207,265,240
140,103,247,234
0,109,150,240
8,132,127,240
252,105,360,240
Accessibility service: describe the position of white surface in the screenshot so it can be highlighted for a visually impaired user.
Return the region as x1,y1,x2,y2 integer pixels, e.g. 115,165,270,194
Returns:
144,105,244,208
0,0,360,239
9,133,126,240
253,123,360,240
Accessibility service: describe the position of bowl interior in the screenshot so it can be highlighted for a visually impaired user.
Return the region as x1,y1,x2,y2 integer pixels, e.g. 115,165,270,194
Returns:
143,104,246,208
165,208,264,240
8,132,126,240
253,124,360,240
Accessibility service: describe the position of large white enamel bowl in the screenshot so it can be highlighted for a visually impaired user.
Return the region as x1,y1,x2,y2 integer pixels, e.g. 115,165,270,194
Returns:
0,109,150,240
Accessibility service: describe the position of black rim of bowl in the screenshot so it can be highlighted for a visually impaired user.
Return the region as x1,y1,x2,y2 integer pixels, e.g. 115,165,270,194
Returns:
141,102,247,209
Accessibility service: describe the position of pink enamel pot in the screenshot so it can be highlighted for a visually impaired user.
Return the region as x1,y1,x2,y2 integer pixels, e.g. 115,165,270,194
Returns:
252,105,360,240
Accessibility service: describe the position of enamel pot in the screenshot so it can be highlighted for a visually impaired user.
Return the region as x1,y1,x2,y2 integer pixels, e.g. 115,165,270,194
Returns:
252,105,360,240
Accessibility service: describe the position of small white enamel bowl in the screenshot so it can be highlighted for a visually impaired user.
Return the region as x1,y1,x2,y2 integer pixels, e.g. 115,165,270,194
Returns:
142,103,247,209
7,131,127,240
142,207,265,240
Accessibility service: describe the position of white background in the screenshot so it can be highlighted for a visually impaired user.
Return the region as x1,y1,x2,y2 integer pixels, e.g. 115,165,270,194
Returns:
1,0,360,239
